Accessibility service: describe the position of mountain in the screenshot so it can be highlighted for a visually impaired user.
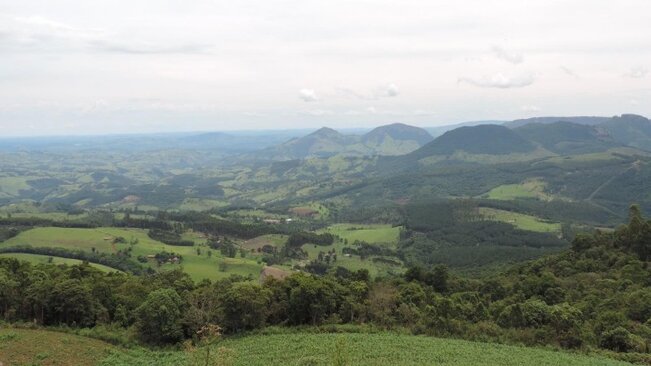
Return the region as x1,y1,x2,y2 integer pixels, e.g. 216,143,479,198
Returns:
598,114,651,151
267,127,358,159
361,123,433,155
408,125,536,160
506,116,610,128
425,120,506,138
514,121,619,154
253,124,433,160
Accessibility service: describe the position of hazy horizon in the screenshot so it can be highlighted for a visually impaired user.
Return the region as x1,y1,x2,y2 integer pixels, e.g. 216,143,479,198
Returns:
1,0,650,136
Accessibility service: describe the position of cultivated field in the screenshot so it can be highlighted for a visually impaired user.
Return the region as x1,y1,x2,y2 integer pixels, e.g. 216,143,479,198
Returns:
0,328,633,366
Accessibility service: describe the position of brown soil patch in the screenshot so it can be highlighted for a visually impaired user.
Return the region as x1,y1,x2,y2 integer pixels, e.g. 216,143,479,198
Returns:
0,328,114,366
259,266,290,282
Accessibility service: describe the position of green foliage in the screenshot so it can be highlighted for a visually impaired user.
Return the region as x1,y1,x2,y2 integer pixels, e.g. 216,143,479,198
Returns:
135,288,185,345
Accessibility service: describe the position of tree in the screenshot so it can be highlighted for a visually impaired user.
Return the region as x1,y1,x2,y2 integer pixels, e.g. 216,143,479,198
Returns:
50,279,99,327
600,327,635,352
427,265,449,293
135,288,185,344
221,282,270,332
615,205,651,260
287,274,339,325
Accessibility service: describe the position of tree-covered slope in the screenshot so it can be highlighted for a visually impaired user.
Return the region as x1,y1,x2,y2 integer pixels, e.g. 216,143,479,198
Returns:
514,122,620,154
506,116,611,128
361,123,433,155
598,114,651,151
408,125,536,159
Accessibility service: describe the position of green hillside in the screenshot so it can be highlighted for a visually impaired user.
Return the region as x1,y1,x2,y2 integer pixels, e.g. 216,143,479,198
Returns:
514,122,619,154
408,125,535,159
599,114,651,151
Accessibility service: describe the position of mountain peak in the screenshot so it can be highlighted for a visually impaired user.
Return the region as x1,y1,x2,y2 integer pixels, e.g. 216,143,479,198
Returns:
310,127,342,137
362,123,432,145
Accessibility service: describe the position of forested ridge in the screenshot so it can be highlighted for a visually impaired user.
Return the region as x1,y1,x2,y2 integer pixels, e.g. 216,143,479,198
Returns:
0,205,649,363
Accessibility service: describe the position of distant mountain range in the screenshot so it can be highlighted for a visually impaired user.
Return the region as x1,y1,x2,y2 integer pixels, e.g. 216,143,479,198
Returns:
3,114,648,160
379,114,651,165
238,114,651,162
253,123,434,160
505,116,611,128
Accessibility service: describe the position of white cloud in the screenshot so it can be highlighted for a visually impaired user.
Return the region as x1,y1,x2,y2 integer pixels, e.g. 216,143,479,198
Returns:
2,1,651,134
521,105,541,112
560,66,579,79
14,16,78,32
302,109,333,116
383,83,399,97
366,106,377,114
336,83,399,100
1,15,209,55
298,89,318,102
491,45,523,64
625,66,648,79
458,72,535,89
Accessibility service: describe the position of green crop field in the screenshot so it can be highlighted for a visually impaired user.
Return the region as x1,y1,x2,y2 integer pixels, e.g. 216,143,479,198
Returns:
318,223,401,244
479,207,562,233
1,227,264,281
213,333,632,366
0,253,121,273
0,328,632,366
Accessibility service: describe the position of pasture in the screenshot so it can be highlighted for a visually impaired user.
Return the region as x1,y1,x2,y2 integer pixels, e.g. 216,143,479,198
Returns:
479,207,562,233
1,227,264,281
484,179,552,201
0,253,121,273
318,223,401,244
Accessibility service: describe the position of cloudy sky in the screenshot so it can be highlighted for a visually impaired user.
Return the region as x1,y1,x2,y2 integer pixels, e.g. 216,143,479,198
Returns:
1,0,650,135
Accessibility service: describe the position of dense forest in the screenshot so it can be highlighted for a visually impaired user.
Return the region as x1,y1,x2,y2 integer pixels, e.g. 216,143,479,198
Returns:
1,205,649,363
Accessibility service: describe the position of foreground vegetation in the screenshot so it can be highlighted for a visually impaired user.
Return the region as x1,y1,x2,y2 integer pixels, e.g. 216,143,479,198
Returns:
0,205,649,364
0,328,635,366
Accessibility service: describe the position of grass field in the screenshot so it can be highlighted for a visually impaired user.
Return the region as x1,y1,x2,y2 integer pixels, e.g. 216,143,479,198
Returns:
479,207,562,233
0,253,121,273
484,179,553,201
1,227,264,281
0,328,633,366
242,234,289,251
318,223,401,244
300,224,404,276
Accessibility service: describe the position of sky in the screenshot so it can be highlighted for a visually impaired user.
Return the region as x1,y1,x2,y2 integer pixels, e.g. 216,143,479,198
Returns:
1,0,650,136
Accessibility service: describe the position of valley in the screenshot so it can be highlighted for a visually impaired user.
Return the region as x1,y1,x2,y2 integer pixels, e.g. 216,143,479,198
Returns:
1,115,651,365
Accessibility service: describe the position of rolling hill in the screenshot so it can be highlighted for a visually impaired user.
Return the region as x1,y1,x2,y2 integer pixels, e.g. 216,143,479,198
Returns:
598,114,651,151
407,124,536,160
361,123,433,155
